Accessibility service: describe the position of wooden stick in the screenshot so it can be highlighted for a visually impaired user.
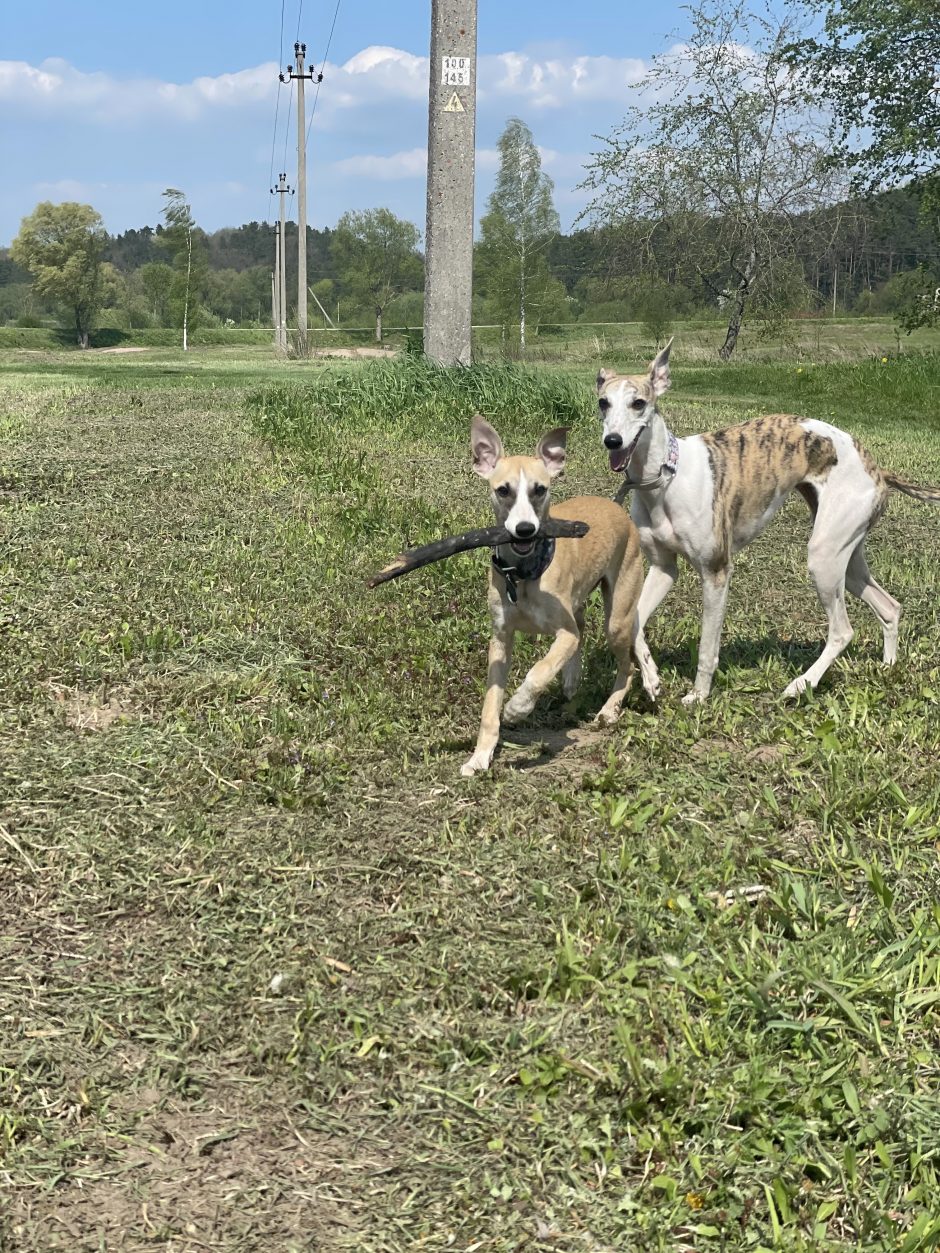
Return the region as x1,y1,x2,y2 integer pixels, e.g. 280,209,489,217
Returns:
367,517,590,588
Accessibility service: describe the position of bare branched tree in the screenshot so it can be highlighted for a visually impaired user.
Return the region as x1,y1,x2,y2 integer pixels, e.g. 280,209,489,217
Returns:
581,0,842,358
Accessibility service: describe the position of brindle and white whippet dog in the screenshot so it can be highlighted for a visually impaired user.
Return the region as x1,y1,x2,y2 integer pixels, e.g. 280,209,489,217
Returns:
462,416,653,776
598,340,940,703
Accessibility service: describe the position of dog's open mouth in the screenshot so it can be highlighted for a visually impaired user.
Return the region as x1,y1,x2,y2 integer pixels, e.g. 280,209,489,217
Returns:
509,537,536,556
609,429,644,472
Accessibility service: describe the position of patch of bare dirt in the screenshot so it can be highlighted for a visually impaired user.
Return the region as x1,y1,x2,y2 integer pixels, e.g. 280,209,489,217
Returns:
501,723,611,777
7,1087,377,1251
49,684,141,733
745,744,785,765
94,346,150,355
310,347,397,359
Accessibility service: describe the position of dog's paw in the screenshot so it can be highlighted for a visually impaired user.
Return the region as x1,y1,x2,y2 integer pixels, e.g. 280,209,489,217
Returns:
593,705,622,728
681,688,707,706
642,674,661,701
782,676,810,700
562,659,583,700
503,693,534,724
460,751,493,777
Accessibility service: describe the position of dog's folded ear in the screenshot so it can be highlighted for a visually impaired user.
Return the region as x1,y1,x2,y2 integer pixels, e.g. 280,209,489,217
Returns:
536,427,568,478
649,338,674,396
471,415,504,478
596,368,615,394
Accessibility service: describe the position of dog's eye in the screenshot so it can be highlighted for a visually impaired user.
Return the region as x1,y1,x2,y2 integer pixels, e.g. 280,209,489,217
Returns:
631,397,647,411
598,398,611,412
495,484,511,498
532,484,547,498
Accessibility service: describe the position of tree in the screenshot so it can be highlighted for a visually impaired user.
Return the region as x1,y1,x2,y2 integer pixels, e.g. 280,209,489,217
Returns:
581,0,838,358
11,202,106,348
790,0,940,206
331,209,423,342
139,262,175,326
477,118,560,353
159,189,208,350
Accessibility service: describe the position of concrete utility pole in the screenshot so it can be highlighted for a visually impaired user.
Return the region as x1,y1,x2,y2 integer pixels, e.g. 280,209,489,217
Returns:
271,270,277,349
272,172,291,354
424,0,478,366
280,43,321,358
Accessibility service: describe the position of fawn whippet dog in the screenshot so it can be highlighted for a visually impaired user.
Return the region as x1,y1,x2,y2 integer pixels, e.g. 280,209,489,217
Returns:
598,340,940,703
461,416,653,776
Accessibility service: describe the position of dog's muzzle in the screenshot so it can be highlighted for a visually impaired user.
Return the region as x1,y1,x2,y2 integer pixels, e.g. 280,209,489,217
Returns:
606,428,644,473
509,521,537,555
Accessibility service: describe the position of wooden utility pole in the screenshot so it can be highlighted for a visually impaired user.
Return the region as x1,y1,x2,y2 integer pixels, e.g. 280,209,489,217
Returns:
424,0,478,366
281,43,321,358
272,172,291,354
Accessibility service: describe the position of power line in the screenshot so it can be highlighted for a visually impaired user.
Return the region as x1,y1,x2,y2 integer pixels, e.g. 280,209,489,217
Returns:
265,0,289,224
305,0,342,149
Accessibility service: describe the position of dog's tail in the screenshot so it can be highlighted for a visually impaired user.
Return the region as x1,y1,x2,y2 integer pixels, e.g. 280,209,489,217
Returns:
885,472,940,504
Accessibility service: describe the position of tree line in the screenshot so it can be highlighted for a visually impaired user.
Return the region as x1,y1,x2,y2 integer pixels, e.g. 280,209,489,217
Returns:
2,0,937,356
3,180,935,344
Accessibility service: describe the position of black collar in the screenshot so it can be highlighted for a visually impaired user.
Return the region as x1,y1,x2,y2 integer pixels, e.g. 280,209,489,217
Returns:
491,536,556,604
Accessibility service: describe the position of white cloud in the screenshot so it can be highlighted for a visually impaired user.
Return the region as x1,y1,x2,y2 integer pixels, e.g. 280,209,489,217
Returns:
0,43,660,237
482,51,648,108
0,46,653,126
0,56,278,124
331,148,427,180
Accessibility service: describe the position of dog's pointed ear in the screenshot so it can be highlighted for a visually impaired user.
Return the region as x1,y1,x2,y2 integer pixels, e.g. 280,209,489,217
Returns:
536,427,568,478
649,338,673,396
471,415,504,478
596,368,614,395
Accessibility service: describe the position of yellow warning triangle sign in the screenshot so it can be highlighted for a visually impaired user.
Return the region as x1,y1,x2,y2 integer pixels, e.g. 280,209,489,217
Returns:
443,92,464,113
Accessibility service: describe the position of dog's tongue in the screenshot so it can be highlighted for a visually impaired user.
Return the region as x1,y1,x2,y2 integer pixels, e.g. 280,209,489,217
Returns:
609,448,629,473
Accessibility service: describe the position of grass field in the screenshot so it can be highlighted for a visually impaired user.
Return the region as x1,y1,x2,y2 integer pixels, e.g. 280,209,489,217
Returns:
2,336,940,1251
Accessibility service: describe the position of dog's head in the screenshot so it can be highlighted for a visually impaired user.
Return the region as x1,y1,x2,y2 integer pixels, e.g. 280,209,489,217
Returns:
596,338,672,472
470,416,567,557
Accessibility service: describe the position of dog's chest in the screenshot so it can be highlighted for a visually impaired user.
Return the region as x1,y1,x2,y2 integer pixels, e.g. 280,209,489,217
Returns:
506,587,558,635
634,499,683,555
489,581,558,636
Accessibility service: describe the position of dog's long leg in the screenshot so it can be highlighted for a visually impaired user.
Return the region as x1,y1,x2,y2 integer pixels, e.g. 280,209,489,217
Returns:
562,609,586,699
846,542,901,664
783,533,858,698
461,629,514,776
633,555,678,699
683,565,732,704
503,628,580,724
596,558,643,725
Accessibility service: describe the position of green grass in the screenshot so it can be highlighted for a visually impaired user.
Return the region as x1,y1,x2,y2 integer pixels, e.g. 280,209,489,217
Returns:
2,343,940,1250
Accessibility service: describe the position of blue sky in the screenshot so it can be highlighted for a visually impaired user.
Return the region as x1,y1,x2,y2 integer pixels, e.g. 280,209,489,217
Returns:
1,1,698,246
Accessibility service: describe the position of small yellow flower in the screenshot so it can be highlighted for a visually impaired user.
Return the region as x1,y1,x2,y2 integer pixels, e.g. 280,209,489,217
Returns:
881,356,888,363
796,367,803,374
686,1192,705,1210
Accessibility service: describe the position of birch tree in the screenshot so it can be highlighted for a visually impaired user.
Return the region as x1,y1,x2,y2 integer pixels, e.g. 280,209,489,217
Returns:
581,1,838,358
160,189,207,351
478,119,560,353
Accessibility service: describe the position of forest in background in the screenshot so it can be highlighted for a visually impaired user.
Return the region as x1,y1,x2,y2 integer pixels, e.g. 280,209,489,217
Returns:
1,183,937,336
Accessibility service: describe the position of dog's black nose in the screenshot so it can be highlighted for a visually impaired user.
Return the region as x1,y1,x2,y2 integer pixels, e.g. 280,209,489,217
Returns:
603,433,623,450
514,521,537,538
